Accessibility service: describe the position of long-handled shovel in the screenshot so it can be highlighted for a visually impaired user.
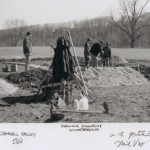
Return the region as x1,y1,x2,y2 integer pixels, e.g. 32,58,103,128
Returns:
67,30,88,95
74,72,109,113
67,31,109,113
67,30,97,101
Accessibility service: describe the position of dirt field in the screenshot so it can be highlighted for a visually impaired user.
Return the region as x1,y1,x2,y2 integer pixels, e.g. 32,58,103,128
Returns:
0,57,150,123
0,83,150,123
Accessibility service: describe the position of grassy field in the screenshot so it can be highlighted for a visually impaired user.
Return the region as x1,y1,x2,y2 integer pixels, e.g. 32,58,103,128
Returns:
0,46,150,60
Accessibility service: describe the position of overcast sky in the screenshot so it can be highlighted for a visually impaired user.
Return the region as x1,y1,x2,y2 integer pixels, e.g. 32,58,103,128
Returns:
0,0,150,29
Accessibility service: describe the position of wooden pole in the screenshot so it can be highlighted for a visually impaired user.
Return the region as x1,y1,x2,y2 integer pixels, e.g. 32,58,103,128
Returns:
67,30,88,94
53,109,104,114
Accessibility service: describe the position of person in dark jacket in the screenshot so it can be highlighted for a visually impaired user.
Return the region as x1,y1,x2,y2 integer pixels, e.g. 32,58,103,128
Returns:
23,31,32,71
84,38,91,68
50,36,75,104
90,40,103,67
102,42,112,67
52,36,75,83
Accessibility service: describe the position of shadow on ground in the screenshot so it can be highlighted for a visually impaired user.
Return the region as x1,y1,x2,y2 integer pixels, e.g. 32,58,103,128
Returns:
1,94,47,105
44,113,65,123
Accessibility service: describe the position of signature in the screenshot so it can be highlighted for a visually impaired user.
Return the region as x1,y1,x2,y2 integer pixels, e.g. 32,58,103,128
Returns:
111,130,150,148
115,139,150,148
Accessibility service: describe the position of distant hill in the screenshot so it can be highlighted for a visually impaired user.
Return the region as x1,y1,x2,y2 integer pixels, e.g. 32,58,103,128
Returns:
0,16,150,48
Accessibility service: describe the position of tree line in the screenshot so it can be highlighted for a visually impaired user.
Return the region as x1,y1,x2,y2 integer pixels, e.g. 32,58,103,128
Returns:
0,0,150,48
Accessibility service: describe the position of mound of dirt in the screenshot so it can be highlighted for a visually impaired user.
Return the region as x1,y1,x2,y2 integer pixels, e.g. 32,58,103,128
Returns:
5,69,43,89
112,55,128,66
83,67,148,87
0,78,18,96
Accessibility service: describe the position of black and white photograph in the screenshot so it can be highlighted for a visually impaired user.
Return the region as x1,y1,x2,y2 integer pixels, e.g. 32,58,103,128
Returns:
0,0,150,123
0,0,150,149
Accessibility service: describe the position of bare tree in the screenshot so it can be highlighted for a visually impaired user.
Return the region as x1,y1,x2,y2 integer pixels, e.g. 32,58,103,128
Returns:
4,19,27,46
111,0,150,48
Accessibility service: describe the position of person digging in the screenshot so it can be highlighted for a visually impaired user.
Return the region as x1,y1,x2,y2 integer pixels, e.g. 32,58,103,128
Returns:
90,40,103,67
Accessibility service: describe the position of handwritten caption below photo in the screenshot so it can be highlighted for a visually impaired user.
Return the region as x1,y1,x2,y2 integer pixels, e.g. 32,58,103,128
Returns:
61,124,102,132
110,130,150,148
0,131,36,144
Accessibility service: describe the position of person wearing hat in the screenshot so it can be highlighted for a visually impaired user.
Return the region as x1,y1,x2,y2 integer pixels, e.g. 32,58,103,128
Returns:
102,42,112,67
84,38,91,68
23,31,32,71
90,40,103,67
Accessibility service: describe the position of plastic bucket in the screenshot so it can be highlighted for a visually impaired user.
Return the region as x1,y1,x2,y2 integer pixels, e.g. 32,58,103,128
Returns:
79,96,89,110
73,100,79,111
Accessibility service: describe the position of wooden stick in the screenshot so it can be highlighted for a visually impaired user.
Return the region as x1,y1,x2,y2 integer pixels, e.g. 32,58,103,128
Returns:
53,109,103,114
74,73,92,95
35,45,54,99
67,30,88,94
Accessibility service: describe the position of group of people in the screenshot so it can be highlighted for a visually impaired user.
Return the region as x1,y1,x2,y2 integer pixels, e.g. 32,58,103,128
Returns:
84,38,112,68
23,32,75,104
23,31,112,73
22,31,111,106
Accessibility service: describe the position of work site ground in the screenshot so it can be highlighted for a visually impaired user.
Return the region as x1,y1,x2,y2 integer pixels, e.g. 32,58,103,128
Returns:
0,57,150,123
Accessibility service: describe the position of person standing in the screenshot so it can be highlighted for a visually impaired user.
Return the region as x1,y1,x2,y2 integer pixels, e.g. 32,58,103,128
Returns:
23,31,32,71
84,38,91,68
52,36,75,83
51,36,75,105
90,40,103,67
102,42,112,67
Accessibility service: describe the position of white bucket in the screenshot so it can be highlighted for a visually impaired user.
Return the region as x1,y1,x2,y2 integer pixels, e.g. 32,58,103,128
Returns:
79,96,89,110
73,100,79,111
